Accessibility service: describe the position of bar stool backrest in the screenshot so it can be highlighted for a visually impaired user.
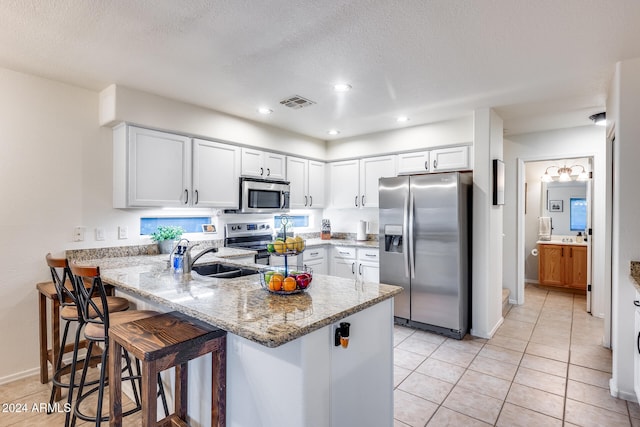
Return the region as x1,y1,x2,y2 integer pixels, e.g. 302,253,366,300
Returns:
45,253,78,315
70,264,110,339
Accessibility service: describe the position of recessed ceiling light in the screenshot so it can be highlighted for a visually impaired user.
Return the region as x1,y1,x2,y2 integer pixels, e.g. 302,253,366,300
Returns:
257,107,273,115
333,83,352,92
396,116,410,123
328,130,340,136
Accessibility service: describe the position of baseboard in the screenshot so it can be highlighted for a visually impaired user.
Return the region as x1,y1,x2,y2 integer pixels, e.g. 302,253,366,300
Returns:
470,316,504,339
0,366,40,386
609,378,637,402
508,298,518,305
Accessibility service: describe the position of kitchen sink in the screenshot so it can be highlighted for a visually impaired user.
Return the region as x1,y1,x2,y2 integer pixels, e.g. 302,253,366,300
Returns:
192,263,260,279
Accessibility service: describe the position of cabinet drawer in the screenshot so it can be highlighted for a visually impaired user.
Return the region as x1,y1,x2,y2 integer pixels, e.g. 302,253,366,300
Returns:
358,248,379,263
333,247,356,259
303,247,325,261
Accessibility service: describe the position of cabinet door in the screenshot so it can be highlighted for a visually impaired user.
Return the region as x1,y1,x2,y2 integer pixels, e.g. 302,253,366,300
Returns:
360,156,397,208
328,160,360,208
264,152,286,180
287,157,308,208
397,151,430,175
431,146,469,171
308,160,326,208
241,148,265,178
304,258,328,275
567,245,588,289
538,244,564,286
359,263,379,283
332,258,356,279
127,127,191,207
192,139,241,208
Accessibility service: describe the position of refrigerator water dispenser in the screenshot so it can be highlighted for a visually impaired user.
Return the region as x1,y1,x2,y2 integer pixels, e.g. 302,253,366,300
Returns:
383,224,403,253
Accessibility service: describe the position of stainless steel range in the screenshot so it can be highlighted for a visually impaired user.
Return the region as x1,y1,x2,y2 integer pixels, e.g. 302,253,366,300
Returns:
224,221,274,265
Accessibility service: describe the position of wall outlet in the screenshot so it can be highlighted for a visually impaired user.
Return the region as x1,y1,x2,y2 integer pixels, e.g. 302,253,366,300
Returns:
118,226,128,239
95,227,105,241
73,226,86,242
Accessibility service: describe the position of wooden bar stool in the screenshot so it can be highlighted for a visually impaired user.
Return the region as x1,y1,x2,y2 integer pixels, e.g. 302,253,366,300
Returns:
69,264,167,427
37,263,116,390
109,311,227,427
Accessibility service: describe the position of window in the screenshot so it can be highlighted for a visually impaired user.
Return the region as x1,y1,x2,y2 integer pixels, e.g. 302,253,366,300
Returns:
140,217,211,235
274,215,309,229
570,198,587,231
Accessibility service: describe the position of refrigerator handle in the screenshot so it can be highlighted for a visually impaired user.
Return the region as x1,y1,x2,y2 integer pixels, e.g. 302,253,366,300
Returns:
409,192,416,279
403,195,410,278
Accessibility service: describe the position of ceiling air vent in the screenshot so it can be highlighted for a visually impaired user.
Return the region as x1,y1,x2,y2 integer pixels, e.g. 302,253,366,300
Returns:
280,95,316,109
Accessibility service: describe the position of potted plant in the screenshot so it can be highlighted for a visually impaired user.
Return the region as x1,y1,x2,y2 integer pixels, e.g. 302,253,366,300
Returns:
151,225,185,254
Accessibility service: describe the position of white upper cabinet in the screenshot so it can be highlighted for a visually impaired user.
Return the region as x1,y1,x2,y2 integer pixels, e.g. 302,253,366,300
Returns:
328,160,360,208
328,156,396,209
397,151,431,175
359,155,397,208
431,146,470,172
113,125,240,208
117,125,192,208
288,156,325,208
308,160,326,208
241,148,286,180
192,139,241,208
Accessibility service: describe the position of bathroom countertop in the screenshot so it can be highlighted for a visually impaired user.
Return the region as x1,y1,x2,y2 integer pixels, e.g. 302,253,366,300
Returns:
536,240,588,247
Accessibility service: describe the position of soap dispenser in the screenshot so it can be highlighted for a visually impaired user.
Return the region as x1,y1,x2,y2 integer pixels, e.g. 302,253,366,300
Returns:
576,232,584,243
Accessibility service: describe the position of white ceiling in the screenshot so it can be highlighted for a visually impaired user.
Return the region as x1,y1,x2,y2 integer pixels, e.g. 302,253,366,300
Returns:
1,0,639,140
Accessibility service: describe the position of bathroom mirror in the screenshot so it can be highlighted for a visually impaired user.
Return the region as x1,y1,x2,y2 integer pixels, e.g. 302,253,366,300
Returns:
540,181,587,235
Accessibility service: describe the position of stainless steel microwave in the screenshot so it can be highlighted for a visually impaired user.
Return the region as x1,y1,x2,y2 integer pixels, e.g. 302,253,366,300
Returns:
239,178,290,214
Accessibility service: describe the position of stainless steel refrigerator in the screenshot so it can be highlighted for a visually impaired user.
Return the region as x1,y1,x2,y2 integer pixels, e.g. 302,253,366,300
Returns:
379,172,472,339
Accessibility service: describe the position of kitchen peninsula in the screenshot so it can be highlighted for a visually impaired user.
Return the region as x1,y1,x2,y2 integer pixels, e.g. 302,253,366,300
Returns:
74,248,401,427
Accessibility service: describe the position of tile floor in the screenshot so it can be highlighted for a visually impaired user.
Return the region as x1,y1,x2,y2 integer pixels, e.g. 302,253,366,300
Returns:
0,283,635,426
394,283,639,427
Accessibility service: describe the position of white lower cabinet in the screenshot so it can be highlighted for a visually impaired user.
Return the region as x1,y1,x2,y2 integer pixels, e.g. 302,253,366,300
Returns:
331,247,379,283
303,247,327,275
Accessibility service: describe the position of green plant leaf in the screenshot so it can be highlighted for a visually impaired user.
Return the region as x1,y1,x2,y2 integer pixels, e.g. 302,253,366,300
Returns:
151,225,184,242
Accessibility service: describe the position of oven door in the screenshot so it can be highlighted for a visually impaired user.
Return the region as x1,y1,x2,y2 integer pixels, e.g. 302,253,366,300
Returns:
240,178,290,214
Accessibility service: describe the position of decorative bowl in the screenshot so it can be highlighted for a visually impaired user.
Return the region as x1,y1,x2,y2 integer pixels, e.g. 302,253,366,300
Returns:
260,266,313,295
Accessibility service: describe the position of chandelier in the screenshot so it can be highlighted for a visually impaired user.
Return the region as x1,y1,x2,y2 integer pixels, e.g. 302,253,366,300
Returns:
541,164,589,182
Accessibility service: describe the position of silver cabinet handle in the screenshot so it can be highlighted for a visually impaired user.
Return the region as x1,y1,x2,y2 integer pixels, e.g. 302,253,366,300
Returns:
310,252,319,256
365,253,376,257
194,189,199,205
351,262,355,274
362,195,365,206
433,159,438,169
267,168,271,176
304,195,308,206
309,195,312,207
634,300,640,307
260,167,264,176
184,189,189,205
355,195,358,207
359,263,363,275
425,160,429,171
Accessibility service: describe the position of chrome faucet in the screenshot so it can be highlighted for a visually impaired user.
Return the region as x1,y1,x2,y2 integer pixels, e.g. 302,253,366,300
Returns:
189,246,219,270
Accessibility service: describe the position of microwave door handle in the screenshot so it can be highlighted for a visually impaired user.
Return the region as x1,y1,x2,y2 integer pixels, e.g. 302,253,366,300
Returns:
281,191,286,209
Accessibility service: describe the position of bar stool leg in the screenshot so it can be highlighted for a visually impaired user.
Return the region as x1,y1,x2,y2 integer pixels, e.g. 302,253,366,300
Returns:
175,363,188,421
39,292,48,384
212,336,227,427
141,360,158,427
48,319,71,410
109,338,123,427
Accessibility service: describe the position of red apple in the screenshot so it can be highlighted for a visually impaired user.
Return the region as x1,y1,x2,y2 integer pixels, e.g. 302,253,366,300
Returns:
296,273,311,289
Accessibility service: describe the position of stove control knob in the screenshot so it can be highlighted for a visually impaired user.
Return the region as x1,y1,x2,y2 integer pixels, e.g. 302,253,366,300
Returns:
231,225,237,231
265,224,270,229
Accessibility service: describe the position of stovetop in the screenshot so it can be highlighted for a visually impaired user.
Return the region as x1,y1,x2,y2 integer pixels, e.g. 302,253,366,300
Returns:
225,221,273,251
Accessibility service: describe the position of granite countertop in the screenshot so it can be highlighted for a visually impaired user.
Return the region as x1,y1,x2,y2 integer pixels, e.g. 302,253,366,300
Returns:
77,251,400,348
536,240,588,247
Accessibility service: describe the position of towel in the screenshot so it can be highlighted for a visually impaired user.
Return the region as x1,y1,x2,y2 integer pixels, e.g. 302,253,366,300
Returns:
538,217,551,241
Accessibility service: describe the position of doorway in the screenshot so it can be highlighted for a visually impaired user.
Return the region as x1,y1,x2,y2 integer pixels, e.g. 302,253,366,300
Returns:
518,157,594,312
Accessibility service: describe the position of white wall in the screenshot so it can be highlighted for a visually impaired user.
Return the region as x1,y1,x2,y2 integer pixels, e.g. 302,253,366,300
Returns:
325,116,473,161
471,108,504,338
609,57,640,401
503,126,605,314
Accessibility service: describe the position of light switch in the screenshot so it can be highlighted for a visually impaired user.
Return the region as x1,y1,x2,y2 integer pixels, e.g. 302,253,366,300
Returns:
95,227,105,241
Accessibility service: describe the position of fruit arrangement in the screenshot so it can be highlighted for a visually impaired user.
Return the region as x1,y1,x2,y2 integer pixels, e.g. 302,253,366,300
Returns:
266,236,305,255
261,267,313,295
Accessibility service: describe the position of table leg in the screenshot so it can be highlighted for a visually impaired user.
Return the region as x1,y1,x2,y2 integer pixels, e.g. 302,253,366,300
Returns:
109,338,123,427
38,292,47,384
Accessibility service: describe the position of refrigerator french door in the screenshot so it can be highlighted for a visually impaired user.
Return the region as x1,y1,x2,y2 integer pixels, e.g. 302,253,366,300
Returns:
379,172,471,339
